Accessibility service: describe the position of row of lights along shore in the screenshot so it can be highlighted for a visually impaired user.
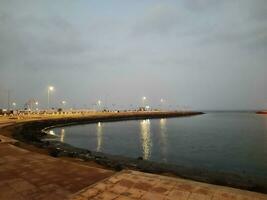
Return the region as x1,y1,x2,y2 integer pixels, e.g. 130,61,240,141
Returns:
8,86,166,111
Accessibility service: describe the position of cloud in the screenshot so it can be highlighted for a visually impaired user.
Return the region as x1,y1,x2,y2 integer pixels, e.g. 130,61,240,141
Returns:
0,12,89,71
133,3,182,36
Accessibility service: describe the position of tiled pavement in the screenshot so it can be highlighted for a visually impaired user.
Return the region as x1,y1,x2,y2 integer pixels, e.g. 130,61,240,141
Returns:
70,170,267,200
0,143,113,200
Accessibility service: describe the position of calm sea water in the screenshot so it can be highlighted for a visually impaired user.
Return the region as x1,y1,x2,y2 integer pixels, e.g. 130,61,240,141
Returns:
51,113,267,178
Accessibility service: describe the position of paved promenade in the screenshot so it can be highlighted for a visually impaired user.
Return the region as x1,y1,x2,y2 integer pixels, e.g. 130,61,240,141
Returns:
1,115,267,200
70,170,267,200
0,136,113,200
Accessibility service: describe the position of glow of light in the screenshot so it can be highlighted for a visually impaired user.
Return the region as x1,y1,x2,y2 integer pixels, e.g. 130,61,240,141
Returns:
12,102,16,106
140,119,151,160
49,86,54,91
96,122,103,152
160,99,164,103
160,118,166,126
97,100,101,105
62,101,66,105
145,105,150,109
60,129,65,142
142,96,146,100
49,130,56,136
35,101,39,105
159,118,167,162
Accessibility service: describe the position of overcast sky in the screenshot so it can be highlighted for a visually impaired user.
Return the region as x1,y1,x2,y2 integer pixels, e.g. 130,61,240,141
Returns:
0,0,266,110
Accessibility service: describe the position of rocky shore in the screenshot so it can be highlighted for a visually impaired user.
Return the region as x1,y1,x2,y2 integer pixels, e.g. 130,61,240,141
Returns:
6,111,267,194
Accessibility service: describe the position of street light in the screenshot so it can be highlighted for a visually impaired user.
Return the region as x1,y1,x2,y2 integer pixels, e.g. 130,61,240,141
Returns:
47,86,54,109
12,102,16,110
61,101,67,110
35,101,39,111
97,100,101,111
160,98,164,110
142,96,146,107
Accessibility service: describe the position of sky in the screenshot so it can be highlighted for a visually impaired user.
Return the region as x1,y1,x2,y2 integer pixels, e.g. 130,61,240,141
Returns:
0,0,266,110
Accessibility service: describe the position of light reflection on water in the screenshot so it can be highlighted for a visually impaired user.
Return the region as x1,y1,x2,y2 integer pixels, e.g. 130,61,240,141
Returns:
140,119,152,160
49,130,56,136
96,122,103,152
159,118,168,162
60,129,65,142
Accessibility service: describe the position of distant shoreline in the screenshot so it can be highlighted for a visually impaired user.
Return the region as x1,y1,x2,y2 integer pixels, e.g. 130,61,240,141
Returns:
256,111,267,114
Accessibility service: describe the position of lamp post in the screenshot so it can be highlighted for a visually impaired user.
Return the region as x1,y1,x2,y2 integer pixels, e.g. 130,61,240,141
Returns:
47,86,54,109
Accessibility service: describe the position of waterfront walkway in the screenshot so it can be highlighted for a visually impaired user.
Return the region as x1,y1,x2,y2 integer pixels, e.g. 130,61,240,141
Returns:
70,170,267,200
1,116,267,200
0,138,113,200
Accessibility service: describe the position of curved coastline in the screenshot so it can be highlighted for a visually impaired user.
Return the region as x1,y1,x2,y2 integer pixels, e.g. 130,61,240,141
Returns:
5,111,267,194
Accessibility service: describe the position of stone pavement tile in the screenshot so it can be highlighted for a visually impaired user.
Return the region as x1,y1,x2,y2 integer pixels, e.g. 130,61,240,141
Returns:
0,184,27,200
109,184,129,194
93,181,114,192
188,192,212,200
69,195,86,200
151,185,170,195
7,178,37,193
140,192,166,200
30,191,69,200
69,170,267,200
165,189,190,200
107,176,121,184
212,192,239,200
93,191,119,200
193,185,216,196
115,195,135,200
80,187,99,199
117,179,135,188
151,180,176,196
175,182,197,193
132,181,153,192
122,186,146,199
0,170,15,181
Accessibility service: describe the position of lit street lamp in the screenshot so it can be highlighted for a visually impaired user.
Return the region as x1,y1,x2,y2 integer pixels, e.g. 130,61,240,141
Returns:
142,96,146,107
35,101,39,110
61,100,67,109
160,98,164,110
97,100,101,111
12,102,16,110
47,86,54,109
